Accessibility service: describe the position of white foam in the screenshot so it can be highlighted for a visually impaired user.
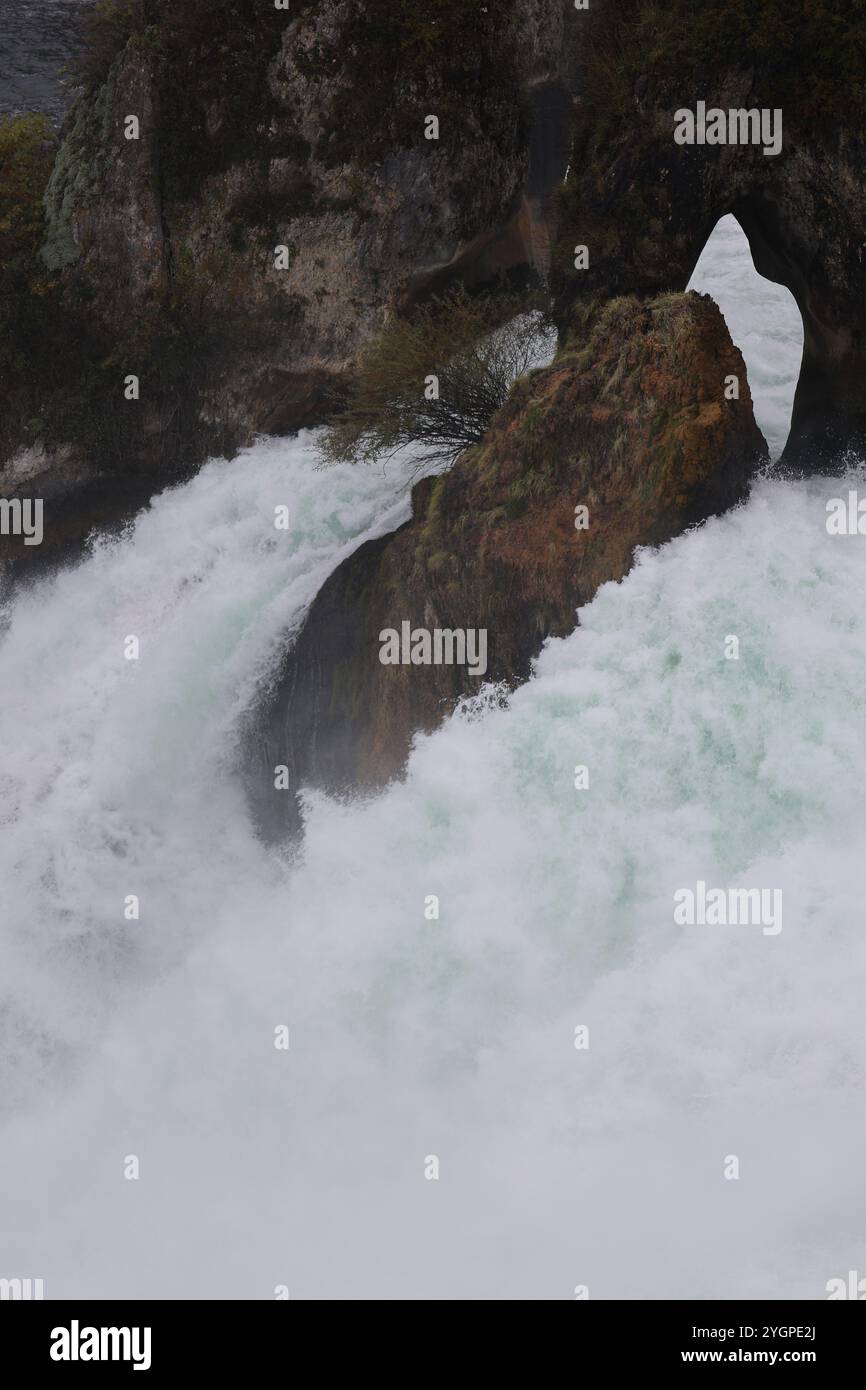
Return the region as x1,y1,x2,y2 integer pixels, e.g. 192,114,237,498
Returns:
2,234,854,1302
689,214,804,459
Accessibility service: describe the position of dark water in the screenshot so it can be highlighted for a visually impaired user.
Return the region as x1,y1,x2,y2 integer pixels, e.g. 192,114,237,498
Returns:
0,0,91,125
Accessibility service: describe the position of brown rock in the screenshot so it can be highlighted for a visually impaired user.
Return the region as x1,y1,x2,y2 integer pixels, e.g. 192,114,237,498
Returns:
247,290,766,839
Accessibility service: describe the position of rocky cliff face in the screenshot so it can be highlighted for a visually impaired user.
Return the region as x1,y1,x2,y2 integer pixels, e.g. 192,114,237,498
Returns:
2,0,575,574
248,291,765,839
5,2,866,508
552,0,866,469
41,4,572,438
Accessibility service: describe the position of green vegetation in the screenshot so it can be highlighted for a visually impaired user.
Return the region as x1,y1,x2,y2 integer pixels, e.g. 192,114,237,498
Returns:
0,116,62,452
2,0,312,466
2,0,530,470
0,115,57,263
579,0,866,141
73,0,149,92
318,289,552,471
0,108,280,471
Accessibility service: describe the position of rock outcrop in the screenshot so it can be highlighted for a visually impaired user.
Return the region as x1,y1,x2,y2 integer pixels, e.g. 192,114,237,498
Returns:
2,0,578,575
6,0,866,836
551,0,866,469
248,291,766,840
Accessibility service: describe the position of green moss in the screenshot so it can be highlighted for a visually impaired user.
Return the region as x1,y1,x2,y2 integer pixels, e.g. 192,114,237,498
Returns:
42,81,113,270
0,115,57,263
421,475,447,533
5,153,285,470
508,467,554,504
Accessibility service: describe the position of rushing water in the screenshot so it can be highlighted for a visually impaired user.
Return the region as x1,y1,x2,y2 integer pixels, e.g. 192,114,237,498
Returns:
688,214,804,459
0,218,861,1299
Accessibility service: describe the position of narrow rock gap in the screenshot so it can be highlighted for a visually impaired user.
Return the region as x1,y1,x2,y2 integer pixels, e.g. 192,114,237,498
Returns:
687,214,804,462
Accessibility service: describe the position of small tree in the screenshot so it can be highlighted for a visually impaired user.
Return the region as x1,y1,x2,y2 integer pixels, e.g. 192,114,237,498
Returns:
72,0,152,92
318,288,555,470
0,114,56,266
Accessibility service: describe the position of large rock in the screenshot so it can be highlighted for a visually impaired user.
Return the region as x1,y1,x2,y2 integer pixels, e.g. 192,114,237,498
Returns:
37,0,573,451
8,0,866,526
247,290,766,839
551,0,866,469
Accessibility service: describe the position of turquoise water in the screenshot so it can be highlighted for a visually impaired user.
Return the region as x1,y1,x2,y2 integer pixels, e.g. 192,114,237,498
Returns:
1,220,859,1300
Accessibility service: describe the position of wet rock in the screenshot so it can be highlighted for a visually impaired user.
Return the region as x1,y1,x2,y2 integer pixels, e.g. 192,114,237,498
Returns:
248,290,766,839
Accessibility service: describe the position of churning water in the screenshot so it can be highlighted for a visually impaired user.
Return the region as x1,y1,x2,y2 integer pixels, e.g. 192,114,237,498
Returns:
0,217,861,1299
689,214,804,459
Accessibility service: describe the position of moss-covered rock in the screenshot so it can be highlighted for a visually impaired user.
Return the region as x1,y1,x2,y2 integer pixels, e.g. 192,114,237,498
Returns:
247,289,766,839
